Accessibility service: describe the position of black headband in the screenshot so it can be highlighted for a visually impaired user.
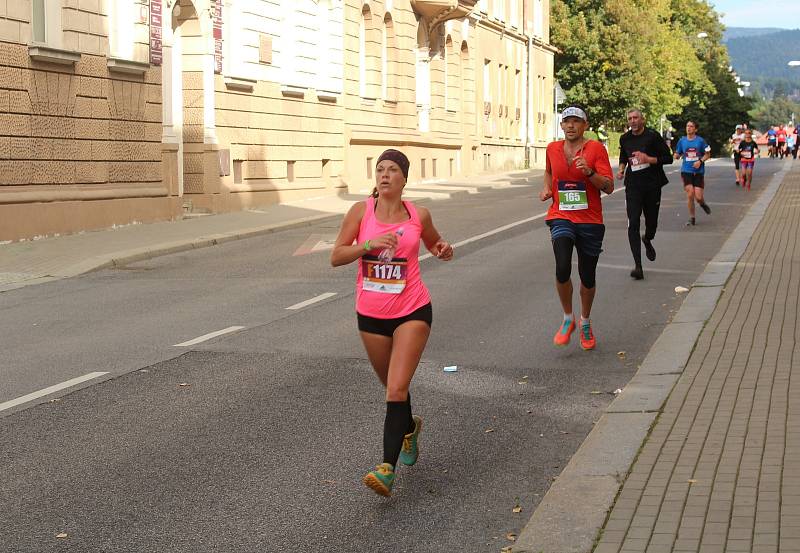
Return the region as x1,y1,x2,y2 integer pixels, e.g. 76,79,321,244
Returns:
376,149,410,179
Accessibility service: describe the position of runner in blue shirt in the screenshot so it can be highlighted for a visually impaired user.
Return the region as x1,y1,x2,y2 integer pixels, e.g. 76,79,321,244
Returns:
674,121,711,227
766,127,778,158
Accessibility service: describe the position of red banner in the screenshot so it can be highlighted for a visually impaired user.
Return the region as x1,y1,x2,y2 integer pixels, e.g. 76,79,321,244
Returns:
213,2,223,73
149,0,162,65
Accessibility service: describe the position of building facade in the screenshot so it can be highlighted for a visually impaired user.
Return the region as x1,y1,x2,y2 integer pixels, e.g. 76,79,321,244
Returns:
0,0,553,241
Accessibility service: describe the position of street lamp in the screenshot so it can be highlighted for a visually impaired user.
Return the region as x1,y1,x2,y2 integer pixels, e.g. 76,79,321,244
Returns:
788,61,800,67
696,32,708,39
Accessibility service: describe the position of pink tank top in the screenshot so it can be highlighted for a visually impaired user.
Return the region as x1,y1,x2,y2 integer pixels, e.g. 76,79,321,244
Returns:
356,197,431,318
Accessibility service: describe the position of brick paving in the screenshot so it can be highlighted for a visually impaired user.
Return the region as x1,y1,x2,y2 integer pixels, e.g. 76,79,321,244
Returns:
594,165,800,553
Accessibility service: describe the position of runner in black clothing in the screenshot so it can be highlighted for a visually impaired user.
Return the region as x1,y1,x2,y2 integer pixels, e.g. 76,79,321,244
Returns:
617,109,673,280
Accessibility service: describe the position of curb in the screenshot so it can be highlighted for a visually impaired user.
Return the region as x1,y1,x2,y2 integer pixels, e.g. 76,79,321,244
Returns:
513,160,793,553
0,172,545,293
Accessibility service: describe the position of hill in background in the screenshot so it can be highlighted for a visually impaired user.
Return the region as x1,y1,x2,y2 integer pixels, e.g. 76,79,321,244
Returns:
723,27,785,41
724,27,800,99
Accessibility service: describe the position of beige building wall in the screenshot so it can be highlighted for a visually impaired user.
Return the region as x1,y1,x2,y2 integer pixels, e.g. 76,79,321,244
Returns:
0,0,171,242
344,0,554,190
343,0,478,192
1,0,554,241
201,0,346,213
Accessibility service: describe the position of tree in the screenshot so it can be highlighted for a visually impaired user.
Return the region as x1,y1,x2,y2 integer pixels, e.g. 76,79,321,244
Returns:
550,0,713,128
749,96,800,131
668,0,752,154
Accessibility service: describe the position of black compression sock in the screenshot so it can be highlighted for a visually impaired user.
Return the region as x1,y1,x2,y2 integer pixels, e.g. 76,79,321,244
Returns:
405,392,415,434
383,400,412,467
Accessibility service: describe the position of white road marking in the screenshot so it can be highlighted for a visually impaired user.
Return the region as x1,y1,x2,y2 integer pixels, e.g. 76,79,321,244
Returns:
0,372,109,412
286,292,338,310
419,186,627,260
173,326,246,347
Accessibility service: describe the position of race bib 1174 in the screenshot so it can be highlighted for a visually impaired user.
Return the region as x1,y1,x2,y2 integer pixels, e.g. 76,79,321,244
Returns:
362,256,408,294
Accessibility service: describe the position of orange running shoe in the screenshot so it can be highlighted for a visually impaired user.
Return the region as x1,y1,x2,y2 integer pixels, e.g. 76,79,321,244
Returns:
553,318,575,347
580,320,596,350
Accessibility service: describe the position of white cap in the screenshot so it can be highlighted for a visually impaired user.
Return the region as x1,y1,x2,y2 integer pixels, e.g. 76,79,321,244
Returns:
561,106,588,121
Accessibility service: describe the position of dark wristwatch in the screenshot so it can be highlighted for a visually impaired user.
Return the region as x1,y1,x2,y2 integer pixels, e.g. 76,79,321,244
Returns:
586,169,596,177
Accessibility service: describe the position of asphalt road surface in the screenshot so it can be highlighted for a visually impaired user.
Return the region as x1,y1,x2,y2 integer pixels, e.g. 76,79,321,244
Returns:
0,159,782,552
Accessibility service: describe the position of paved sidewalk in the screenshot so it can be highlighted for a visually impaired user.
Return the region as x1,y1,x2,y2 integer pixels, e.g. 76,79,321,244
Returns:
0,169,539,292
589,163,800,553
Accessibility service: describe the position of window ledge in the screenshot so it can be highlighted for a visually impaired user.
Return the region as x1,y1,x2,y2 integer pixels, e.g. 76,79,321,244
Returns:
28,43,80,65
281,84,307,98
317,90,339,103
360,96,377,106
225,76,257,91
382,99,398,108
107,57,150,75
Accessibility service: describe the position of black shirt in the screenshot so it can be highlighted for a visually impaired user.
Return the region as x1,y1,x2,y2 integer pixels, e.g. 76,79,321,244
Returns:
619,127,673,187
738,140,759,160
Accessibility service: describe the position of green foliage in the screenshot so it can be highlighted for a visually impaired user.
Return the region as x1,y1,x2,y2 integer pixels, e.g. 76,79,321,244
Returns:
586,129,622,158
550,0,752,154
550,0,713,127
749,96,800,132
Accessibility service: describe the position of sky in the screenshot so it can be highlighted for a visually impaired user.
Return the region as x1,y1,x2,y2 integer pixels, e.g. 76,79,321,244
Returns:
710,0,800,29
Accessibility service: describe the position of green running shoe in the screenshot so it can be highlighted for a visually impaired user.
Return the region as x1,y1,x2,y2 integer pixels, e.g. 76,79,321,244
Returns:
399,415,423,466
363,463,395,497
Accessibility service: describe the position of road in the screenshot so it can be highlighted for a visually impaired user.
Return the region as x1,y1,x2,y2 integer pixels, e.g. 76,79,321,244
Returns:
0,159,781,552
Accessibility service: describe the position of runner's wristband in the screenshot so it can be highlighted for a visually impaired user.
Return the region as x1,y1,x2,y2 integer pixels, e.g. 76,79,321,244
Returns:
363,240,371,251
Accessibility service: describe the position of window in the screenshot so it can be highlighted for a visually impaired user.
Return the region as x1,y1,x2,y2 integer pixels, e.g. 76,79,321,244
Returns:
382,14,397,102
483,59,491,103
318,0,334,92
224,0,249,78
461,42,470,113
109,0,135,59
445,36,458,112
509,0,518,27
359,5,380,98
31,0,63,47
534,0,544,38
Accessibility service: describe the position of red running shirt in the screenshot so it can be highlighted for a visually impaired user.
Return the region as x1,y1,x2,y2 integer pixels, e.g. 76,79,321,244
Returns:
545,139,612,225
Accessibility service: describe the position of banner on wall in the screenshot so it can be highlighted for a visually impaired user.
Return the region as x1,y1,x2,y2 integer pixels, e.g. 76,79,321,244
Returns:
150,0,162,65
213,2,223,73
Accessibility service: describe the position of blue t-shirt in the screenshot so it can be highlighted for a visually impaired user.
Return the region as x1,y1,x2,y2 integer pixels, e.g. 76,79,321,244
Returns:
675,136,710,174
767,129,777,143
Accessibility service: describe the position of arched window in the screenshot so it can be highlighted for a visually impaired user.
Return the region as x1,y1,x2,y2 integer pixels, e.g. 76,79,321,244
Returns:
359,5,380,98
460,41,470,114
382,13,397,102
445,35,458,111
359,6,367,96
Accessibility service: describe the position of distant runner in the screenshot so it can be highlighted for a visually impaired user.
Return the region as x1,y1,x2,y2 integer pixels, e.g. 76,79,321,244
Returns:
766,126,778,158
730,125,744,186
617,109,673,280
674,121,712,227
778,125,788,158
738,129,759,191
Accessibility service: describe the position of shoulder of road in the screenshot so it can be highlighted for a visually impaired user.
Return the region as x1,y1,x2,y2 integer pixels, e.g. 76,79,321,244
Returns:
0,169,542,293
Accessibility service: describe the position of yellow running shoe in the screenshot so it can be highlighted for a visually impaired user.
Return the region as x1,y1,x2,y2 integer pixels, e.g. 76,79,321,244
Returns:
399,415,423,466
363,463,395,497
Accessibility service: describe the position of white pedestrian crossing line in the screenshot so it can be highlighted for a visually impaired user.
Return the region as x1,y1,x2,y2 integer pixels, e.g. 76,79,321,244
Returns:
286,292,338,310
0,372,109,412
173,326,246,347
